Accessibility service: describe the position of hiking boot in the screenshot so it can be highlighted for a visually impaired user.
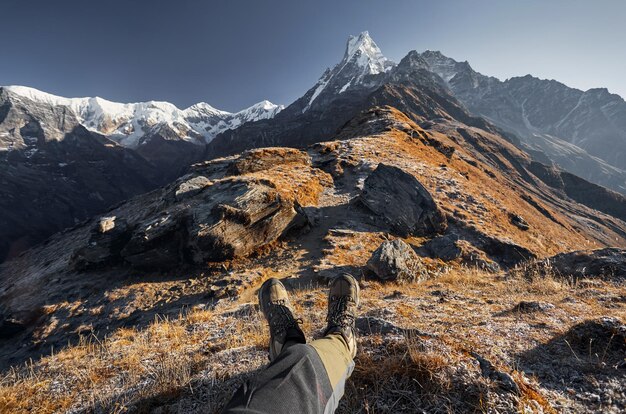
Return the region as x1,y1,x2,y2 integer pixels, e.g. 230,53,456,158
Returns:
258,278,305,360
324,273,360,358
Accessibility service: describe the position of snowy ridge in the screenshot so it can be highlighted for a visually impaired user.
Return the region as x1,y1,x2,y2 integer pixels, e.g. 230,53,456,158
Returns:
4,85,283,148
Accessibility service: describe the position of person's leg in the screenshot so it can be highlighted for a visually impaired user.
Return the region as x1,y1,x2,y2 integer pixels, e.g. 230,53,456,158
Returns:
309,273,360,413
222,342,334,414
222,275,360,414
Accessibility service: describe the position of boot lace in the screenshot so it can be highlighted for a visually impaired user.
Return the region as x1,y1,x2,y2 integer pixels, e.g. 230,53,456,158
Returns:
267,299,302,334
327,295,355,329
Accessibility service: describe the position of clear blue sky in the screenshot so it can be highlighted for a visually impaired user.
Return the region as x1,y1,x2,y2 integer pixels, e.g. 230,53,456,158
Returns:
1,0,624,111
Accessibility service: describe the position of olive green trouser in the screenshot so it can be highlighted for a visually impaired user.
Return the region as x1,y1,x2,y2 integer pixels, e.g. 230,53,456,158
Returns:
222,333,355,414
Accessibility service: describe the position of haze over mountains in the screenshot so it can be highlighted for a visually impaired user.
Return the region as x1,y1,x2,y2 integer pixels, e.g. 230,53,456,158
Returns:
1,31,625,263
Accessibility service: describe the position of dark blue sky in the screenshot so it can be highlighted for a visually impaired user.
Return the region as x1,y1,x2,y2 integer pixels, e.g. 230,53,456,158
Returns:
2,0,625,111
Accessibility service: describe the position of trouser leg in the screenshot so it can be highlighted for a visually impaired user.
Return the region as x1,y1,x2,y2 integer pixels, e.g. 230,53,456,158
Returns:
222,334,355,414
309,333,355,413
222,343,333,414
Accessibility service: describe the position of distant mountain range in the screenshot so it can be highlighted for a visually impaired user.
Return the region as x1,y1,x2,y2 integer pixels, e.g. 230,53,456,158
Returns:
416,51,626,193
1,31,625,262
2,85,282,148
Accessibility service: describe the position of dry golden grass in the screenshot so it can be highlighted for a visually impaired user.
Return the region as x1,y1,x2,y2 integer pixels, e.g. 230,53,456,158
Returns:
248,163,333,207
1,264,623,413
0,305,261,414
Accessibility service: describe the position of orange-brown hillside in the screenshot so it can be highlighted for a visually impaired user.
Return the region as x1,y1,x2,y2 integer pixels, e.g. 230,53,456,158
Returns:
1,105,625,413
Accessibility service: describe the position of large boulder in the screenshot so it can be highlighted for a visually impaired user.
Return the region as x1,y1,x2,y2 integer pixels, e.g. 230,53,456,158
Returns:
359,164,447,236
184,179,300,263
366,239,428,282
118,177,301,269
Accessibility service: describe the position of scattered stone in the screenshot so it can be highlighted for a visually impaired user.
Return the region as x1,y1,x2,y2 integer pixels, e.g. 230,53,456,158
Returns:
513,301,555,313
509,213,530,230
366,239,428,282
518,248,626,281
359,164,447,237
383,290,406,300
356,316,404,336
472,352,520,395
211,271,264,300
422,234,500,272
174,175,213,201
430,289,457,303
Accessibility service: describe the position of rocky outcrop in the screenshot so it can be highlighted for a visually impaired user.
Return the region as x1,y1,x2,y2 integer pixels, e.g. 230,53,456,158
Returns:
359,164,447,237
75,177,302,270
366,239,428,282
508,213,530,231
72,149,329,270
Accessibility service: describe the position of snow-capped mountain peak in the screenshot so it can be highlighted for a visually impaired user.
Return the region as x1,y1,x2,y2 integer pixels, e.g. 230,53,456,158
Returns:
343,31,391,75
303,32,395,112
3,85,283,148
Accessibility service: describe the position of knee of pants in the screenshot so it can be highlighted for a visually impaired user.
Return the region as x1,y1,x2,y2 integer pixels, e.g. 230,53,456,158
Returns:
309,334,354,388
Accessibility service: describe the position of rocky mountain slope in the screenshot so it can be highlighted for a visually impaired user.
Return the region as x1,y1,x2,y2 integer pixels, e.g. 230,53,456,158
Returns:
209,32,626,195
1,105,625,413
0,88,163,262
3,31,625,263
416,51,626,194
